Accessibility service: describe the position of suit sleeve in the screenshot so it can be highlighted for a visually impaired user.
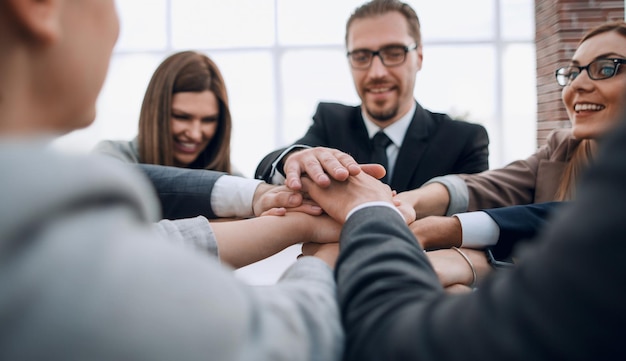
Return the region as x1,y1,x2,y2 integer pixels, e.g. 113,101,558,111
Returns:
337,122,626,361
3,209,342,360
484,201,565,259
459,130,571,210
136,164,224,220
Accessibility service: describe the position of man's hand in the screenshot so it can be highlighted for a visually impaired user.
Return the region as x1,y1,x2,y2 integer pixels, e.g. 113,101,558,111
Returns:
301,171,394,223
252,183,322,217
283,147,363,190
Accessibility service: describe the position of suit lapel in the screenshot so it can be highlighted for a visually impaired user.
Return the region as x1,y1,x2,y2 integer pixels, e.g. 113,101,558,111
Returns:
391,103,433,191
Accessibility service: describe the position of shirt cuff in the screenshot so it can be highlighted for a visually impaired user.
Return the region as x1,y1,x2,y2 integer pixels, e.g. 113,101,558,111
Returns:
424,175,469,216
455,211,500,248
153,216,218,258
346,201,404,222
211,175,262,218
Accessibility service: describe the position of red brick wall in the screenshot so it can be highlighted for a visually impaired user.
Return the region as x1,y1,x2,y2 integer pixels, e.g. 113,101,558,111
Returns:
535,0,624,145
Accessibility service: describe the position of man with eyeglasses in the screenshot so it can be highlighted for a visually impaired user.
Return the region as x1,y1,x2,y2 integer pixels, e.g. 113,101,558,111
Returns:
255,0,490,193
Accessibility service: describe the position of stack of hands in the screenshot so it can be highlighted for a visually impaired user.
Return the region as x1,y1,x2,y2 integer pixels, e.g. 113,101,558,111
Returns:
254,147,490,293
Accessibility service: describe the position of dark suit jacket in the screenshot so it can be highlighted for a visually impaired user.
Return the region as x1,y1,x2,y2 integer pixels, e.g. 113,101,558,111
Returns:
336,117,626,359
484,201,565,260
136,164,224,220
256,101,490,192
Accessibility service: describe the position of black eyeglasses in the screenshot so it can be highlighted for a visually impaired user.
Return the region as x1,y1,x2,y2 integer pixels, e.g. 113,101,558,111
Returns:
555,58,626,87
347,43,417,69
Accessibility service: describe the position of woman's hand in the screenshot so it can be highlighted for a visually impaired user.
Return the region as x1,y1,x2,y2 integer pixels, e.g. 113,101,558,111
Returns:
425,247,492,292
253,183,322,217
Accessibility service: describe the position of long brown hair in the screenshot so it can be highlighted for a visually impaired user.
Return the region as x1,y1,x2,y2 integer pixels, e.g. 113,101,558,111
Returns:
555,21,626,200
555,139,597,201
138,51,232,172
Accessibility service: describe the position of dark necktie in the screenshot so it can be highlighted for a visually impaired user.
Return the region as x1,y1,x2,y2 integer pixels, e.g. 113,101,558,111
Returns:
370,131,392,184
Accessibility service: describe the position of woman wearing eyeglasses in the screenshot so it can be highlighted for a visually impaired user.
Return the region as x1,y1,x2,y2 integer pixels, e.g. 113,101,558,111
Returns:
399,20,626,217
389,20,626,290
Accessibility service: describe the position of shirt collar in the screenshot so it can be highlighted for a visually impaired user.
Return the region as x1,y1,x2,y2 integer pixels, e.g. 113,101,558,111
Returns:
362,101,416,147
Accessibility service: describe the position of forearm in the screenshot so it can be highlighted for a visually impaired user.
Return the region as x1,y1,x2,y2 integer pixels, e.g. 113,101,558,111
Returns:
411,215,462,250
462,248,492,283
212,213,339,269
156,215,294,268
396,182,451,219
212,216,297,268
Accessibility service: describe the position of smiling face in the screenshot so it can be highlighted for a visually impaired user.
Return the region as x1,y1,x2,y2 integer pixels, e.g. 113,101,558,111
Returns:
169,91,219,167
562,31,626,140
347,11,422,127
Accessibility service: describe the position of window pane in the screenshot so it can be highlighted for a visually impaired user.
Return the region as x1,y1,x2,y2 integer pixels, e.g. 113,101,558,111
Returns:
502,44,537,165
281,49,358,145
277,0,364,45
411,0,494,41
53,54,165,153
414,45,497,164
172,0,275,49
114,0,168,51
415,45,495,121
209,51,276,178
501,0,535,40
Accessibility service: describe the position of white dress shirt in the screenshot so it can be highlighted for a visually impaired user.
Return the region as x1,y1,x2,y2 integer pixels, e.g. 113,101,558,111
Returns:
454,211,501,248
211,175,263,218
362,102,416,181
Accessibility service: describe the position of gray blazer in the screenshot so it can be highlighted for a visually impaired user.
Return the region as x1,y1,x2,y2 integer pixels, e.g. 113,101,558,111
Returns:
0,143,342,361
136,163,225,220
336,120,626,360
93,139,244,220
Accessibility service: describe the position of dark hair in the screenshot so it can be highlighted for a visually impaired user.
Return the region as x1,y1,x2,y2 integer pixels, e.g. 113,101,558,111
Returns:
138,51,232,172
345,0,421,46
556,20,626,200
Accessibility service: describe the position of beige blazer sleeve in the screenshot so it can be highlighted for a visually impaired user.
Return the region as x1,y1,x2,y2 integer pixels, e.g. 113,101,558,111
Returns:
460,128,579,211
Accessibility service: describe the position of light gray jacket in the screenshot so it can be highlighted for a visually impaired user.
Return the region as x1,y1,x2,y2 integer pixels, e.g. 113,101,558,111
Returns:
0,141,342,361
94,138,244,177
